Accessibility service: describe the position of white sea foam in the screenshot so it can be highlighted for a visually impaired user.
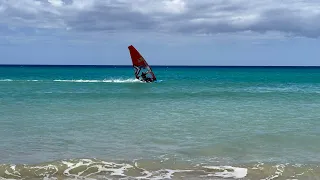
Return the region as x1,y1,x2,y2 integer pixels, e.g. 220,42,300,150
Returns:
261,164,285,180
0,79,41,82
28,164,58,177
11,159,318,180
202,166,248,179
62,159,133,179
0,79,13,81
252,162,264,170
1,161,316,180
60,159,247,180
53,79,142,83
0,79,144,83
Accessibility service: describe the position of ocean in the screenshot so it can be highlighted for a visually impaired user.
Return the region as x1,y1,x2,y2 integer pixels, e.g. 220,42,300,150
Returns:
0,65,320,180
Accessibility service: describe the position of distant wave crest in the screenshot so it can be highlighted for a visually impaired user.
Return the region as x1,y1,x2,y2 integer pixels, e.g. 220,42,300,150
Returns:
0,79,13,81
53,79,142,83
0,79,143,83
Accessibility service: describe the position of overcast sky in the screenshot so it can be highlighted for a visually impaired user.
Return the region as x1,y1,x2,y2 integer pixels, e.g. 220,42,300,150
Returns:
1,0,320,66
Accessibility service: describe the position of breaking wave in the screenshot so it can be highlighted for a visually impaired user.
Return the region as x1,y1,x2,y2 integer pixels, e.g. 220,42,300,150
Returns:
0,158,248,180
0,158,319,180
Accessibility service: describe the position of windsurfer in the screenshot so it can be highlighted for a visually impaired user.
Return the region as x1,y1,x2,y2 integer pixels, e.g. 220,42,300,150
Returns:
128,45,157,83
141,72,153,82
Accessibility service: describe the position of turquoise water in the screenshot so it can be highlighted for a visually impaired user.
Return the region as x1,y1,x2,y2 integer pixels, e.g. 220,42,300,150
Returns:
0,66,320,179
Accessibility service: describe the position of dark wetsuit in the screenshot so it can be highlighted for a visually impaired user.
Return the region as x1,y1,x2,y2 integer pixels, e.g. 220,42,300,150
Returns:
141,73,153,82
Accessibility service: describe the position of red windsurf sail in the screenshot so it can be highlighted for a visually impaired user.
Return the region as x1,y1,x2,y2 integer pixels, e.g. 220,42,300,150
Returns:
128,45,157,82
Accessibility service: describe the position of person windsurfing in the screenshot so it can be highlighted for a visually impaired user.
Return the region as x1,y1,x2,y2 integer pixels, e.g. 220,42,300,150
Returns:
128,45,157,83
141,71,152,82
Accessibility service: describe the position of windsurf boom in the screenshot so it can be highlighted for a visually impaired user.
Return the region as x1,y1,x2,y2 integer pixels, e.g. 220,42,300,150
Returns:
128,45,157,83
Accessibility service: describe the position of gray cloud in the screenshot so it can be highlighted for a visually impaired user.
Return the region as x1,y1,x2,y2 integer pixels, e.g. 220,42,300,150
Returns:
1,0,320,38
65,4,157,32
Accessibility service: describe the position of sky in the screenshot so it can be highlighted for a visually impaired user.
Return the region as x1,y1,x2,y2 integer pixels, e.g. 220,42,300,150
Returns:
1,0,320,66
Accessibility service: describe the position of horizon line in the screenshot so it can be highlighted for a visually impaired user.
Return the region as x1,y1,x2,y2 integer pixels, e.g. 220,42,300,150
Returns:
1,64,320,68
